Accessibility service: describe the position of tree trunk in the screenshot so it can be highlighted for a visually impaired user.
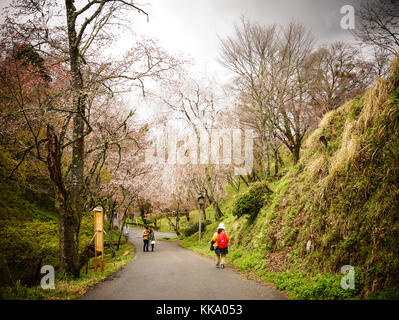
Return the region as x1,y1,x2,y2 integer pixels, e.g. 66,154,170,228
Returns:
240,175,249,187
228,178,239,192
274,149,279,175
63,1,87,277
176,215,180,233
108,213,115,258
166,217,180,236
213,201,223,220
140,212,147,225
202,208,207,220
117,215,128,251
292,143,301,165
263,141,270,178
47,124,80,277
57,193,80,277
252,169,261,182
278,152,284,168
184,210,190,222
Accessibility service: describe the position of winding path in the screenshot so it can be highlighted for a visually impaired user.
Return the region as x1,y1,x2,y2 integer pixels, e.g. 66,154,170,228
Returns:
79,228,286,300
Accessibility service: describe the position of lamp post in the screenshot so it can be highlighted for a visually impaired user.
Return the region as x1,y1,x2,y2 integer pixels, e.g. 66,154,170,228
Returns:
197,195,205,243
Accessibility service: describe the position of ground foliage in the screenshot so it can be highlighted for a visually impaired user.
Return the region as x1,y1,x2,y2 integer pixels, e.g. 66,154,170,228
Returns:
183,67,399,299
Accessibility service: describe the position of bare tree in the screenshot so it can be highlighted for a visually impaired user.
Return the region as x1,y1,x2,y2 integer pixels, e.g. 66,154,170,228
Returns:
353,0,399,56
307,42,367,116
159,78,228,219
220,19,315,164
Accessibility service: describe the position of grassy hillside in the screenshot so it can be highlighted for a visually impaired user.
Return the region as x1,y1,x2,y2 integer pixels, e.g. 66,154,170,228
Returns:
182,75,399,299
0,148,123,291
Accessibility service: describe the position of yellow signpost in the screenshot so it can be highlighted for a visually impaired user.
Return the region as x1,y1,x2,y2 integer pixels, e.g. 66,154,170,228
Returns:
93,207,104,272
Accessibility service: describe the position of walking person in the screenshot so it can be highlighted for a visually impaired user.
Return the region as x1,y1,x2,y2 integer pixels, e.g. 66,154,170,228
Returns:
142,226,150,252
149,227,155,252
211,223,229,269
122,224,130,242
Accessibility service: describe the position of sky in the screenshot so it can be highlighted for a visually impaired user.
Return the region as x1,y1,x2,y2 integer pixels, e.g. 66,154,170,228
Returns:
118,0,362,119
0,0,362,77
127,0,361,80
0,0,363,119
0,0,362,66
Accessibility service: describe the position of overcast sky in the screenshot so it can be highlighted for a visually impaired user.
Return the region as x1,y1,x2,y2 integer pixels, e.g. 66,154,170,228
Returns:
127,0,361,79
0,0,362,78
121,0,363,119
0,0,363,120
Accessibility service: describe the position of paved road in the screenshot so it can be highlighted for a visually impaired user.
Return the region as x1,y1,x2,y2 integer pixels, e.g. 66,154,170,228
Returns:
79,228,286,300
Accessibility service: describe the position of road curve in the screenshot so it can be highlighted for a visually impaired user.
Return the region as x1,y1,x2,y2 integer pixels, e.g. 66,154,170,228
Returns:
79,228,286,300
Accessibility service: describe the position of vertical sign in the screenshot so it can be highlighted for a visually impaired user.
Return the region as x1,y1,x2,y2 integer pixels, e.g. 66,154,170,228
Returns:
93,207,104,272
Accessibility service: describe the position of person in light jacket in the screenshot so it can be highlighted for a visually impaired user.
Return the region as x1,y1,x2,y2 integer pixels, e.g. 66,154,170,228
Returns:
142,226,150,252
211,223,229,269
149,227,155,252
122,224,130,242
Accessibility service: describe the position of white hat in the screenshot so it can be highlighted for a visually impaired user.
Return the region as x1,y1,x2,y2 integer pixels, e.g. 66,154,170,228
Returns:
218,223,225,230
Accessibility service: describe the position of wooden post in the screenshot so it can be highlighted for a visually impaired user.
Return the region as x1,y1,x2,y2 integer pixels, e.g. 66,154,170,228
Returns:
94,249,97,272
197,195,205,244
93,207,104,272
94,209,98,272
198,205,202,244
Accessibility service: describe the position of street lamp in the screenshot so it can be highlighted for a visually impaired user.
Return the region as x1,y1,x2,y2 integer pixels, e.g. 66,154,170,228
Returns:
197,195,205,207
197,195,205,243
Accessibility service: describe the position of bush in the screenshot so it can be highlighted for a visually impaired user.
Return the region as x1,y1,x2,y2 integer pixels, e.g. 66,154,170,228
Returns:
269,271,363,300
0,218,59,286
182,220,212,237
0,213,95,287
231,181,272,220
367,289,399,300
232,251,264,273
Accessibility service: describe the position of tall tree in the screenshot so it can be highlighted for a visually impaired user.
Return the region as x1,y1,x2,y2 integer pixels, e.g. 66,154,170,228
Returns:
2,0,181,276
220,19,315,164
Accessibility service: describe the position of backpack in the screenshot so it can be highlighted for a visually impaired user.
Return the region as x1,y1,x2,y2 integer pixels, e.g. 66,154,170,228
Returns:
217,232,228,249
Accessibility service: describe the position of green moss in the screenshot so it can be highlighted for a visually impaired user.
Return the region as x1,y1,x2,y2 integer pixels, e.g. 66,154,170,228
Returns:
231,181,272,220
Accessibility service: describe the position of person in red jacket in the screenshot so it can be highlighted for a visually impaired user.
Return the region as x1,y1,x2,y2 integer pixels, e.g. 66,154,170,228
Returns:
211,223,229,269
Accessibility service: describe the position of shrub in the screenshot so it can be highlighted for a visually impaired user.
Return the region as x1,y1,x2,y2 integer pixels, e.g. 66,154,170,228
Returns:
182,220,212,237
270,271,363,300
0,218,59,286
232,251,264,273
231,181,272,220
367,289,399,300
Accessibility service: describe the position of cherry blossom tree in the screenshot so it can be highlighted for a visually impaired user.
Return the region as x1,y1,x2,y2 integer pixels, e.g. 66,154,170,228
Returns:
1,0,183,276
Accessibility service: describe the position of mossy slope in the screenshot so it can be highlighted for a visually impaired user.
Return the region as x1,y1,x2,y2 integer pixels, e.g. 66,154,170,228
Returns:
183,76,399,299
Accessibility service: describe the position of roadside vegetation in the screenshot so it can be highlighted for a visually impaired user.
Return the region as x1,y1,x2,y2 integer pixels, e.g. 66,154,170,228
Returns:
180,69,399,300
0,152,135,299
1,241,135,300
1,0,398,301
